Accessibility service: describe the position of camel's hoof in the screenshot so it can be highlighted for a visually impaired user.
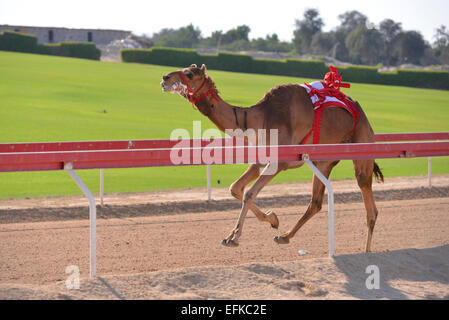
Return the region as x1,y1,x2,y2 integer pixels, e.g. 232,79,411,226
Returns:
221,239,239,247
267,211,279,229
273,235,289,245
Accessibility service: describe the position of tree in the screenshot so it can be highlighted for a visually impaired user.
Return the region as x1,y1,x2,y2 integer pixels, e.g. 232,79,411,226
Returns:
200,30,223,49
154,24,201,48
251,35,276,51
293,8,324,54
345,25,384,65
310,32,337,56
392,31,426,65
379,19,402,66
151,28,176,43
328,11,368,62
433,25,449,64
337,10,368,34
221,25,251,44
250,34,293,52
434,25,449,47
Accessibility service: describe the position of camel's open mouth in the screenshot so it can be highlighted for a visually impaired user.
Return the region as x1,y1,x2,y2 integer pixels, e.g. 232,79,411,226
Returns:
160,80,171,92
160,80,188,95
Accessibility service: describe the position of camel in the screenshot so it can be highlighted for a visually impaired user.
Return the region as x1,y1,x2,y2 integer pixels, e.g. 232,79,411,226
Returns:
160,64,384,252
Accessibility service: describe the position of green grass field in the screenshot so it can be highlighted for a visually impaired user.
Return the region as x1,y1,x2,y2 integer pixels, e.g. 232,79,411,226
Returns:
1,51,448,199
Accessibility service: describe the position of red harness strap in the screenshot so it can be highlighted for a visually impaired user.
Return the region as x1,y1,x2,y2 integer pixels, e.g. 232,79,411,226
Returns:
193,87,220,104
178,71,220,107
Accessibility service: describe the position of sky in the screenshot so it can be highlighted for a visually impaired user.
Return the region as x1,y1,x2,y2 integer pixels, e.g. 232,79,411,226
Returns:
0,0,448,43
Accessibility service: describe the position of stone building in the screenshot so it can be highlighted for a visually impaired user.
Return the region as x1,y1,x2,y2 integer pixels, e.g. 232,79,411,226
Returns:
0,25,131,45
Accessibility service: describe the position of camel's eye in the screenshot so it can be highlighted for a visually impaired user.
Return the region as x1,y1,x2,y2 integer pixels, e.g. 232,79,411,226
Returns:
185,71,193,80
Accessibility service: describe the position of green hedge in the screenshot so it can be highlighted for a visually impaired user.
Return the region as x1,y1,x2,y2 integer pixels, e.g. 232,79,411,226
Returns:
392,69,449,89
212,52,253,72
0,31,38,53
121,47,200,67
38,42,101,60
121,47,449,90
121,47,329,78
338,65,381,84
0,31,101,60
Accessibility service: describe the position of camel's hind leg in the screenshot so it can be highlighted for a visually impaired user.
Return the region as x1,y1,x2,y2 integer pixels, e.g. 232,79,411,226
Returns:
350,107,380,252
229,164,279,228
274,160,339,244
354,159,379,252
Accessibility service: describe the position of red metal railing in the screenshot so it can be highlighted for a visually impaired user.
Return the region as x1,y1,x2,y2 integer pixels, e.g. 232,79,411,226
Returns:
0,138,239,153
1,140,448,172
1,132,448,154
374,132,449,142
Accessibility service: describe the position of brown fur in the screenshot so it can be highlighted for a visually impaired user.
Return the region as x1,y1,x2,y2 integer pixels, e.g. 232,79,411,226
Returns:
161,64,383,252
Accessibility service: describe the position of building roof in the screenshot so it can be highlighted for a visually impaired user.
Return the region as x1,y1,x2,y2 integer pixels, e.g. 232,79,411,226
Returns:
0,24,132,33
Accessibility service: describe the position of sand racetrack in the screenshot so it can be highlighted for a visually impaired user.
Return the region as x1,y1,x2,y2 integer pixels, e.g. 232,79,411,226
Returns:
0,175,448,300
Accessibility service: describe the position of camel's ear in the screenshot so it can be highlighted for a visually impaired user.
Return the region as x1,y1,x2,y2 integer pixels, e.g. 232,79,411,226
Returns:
200,64,207,74
189,64,198,68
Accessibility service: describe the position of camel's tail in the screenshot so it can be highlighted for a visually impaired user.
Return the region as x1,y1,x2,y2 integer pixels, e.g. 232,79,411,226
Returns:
373,162,384,183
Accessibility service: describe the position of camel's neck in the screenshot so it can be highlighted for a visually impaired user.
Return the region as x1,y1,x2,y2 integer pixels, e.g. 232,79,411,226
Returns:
185,77,257,132
193,82,256,134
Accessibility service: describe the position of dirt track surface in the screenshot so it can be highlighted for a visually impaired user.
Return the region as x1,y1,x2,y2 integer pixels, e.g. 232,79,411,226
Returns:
2,174,448,211
1,175,448,224
0,175,448,300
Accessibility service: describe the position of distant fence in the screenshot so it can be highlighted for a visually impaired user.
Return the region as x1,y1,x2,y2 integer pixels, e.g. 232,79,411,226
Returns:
121,47,449,90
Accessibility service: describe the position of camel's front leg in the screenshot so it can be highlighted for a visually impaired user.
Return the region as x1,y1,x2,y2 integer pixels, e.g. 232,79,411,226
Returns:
222,163,284,247
230,164,279,229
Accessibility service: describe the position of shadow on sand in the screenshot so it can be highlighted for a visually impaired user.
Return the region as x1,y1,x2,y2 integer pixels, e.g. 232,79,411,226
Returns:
332,244,449,299
97,277,126,300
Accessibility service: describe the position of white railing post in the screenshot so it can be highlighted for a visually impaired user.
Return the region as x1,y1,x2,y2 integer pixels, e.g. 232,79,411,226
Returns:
65,163,97,278
303,155,335,257
428,157,432,188
100,169,104,206
207,165,211,201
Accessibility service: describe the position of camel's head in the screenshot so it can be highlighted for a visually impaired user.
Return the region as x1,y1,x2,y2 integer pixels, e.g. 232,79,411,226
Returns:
160,64,207,99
